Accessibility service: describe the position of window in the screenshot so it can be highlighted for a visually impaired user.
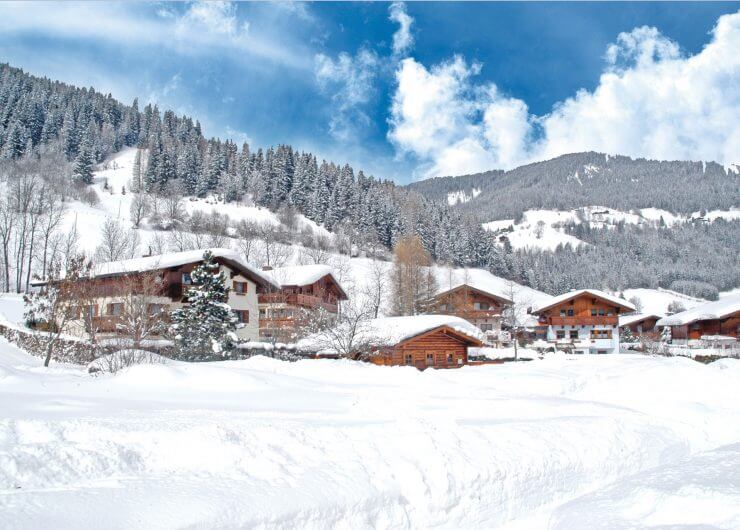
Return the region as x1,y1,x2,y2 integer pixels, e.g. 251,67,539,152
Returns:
405,354,413,366
439,304,449,312
446,353,453,364
598,308,606,316
569,330,579,339
597,350,608,354
474,302,490,311
556,329,566,339
426,353,434,365
235,310,249,324
234,281,248,295
590,329,613,339
107,303,123,316
591,309,597,316
182,273,192,285
480,323,493,332
567,309,574,316
560,309,566,317
148,304,165,316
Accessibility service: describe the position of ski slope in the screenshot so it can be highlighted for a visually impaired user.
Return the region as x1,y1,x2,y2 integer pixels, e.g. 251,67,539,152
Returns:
1,342,739,528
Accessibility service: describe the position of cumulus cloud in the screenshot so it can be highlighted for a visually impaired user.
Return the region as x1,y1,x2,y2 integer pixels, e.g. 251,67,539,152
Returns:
389,2,414,56
389,11,740,178
315,48,380,141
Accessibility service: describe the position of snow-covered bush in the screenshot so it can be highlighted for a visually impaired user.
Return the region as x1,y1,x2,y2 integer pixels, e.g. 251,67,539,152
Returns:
88,349,168,374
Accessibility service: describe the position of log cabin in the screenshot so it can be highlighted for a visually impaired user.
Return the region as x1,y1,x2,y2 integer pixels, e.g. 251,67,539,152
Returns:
431,283,512,341
258,265,348,342
300,315,484,369
618,313,662,335
531,289,636,354
33,248,278,342
657,295,740,345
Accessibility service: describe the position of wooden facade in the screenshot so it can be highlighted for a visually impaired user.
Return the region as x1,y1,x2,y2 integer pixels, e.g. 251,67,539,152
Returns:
621,316,660,334
668,311,740,340
532,291,633,354
431,285,511,334
535,295,624,328
258,273,348,341
369,325,483,370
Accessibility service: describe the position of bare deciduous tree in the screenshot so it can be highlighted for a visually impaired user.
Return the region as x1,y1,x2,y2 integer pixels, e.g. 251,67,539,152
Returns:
95,217,141,263
23,256,92,367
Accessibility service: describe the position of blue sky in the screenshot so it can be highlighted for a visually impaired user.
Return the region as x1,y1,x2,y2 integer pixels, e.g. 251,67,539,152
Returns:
1,2,739,182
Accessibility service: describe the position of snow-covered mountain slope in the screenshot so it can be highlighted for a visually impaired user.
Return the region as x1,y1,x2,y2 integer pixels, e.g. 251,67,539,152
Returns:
482,205,740,251
618,288,706,316
62,148,329,253
1,341,739,529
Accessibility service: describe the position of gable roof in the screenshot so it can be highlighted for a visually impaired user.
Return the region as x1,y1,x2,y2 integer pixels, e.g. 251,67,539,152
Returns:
435,283,513,305
265,265,348,300
298,314,484,353
532,289,636,314
619,313,662,327
656,294,740,327
62,248,277,289
434,269,551,308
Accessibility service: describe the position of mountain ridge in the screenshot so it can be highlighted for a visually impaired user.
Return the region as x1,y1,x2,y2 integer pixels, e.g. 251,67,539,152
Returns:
405,151,739,221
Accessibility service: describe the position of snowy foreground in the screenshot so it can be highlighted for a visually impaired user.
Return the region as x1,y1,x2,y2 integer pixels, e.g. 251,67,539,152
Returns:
1,342,740,529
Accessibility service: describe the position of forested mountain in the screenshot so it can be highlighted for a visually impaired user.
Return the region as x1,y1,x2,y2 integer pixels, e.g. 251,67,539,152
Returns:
407,152,739,221
1,62,737,299
0,63,502,270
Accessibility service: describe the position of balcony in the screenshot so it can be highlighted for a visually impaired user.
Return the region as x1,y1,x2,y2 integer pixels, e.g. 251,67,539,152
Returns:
259,293,338,313
544,316,618,326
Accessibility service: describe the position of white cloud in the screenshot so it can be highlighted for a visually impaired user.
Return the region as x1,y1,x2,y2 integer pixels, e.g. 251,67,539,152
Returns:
389,2,414,56
315,48,380,141
389,11,740,178
0,1,310,70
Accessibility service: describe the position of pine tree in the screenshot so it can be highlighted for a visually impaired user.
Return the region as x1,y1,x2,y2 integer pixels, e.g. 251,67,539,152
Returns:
170,251,238,360
72,135,94,184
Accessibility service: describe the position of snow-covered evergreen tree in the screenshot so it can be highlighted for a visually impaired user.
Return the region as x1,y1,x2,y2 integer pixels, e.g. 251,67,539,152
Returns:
170,251,238,360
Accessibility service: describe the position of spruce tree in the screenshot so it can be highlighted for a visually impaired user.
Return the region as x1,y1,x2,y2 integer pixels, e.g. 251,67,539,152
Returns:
170,251,238,360
72,136,95,184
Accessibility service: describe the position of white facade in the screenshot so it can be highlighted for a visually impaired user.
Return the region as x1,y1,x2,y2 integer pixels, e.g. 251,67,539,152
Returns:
545,324,620,354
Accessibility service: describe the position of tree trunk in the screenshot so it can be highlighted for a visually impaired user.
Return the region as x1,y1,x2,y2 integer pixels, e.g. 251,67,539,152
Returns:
43,335,58,367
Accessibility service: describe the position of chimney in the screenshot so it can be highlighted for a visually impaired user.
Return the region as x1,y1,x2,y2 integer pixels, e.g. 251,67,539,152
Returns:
142,246,153,258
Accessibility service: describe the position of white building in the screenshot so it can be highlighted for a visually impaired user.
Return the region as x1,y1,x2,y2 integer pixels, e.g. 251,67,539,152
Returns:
531,289,636,354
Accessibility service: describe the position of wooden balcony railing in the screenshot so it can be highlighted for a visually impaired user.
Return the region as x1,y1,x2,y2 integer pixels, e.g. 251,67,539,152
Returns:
543,316,618,326
259,293,338,313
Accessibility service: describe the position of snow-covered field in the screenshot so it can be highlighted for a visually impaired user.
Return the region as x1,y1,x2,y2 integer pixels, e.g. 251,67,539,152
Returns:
1,340,739,529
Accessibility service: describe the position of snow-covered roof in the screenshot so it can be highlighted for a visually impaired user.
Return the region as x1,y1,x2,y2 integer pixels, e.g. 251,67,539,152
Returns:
266,265,347,299
434,269,551,307
298,314,485,353
532,289,636,314
619,313,662,327
89,248,278,288
656,294,740,327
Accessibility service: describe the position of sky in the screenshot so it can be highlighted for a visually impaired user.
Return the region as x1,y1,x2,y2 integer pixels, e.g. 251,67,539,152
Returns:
1,1,739,183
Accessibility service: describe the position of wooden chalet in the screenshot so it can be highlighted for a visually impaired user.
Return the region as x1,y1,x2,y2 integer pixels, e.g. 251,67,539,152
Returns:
34,248,277,341
531,289,636,354
657,295,740,343
300,315,484,370
258,265,348,341
431,283,512,336
619,313,662,335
